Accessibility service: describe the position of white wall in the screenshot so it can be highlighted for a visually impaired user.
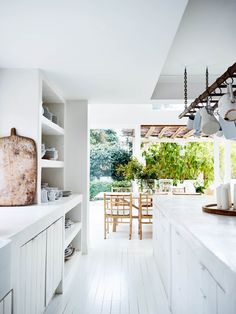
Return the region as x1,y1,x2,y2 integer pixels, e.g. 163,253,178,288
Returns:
65,100,89,253
0,69,40,140
0,68,41,201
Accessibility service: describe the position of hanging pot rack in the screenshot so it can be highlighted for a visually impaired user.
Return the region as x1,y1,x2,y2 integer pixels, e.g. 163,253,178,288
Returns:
179,62,236,119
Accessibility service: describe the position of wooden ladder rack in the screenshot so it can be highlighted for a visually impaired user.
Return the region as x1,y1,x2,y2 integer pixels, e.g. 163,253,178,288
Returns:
179,62,236,118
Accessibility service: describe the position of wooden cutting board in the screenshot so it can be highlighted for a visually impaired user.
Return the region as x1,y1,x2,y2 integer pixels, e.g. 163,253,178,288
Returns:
0,128,37,206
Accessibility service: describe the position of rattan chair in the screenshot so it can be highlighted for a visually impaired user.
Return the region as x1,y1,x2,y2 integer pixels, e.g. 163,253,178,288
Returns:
104,193,132,240
138,193,153,240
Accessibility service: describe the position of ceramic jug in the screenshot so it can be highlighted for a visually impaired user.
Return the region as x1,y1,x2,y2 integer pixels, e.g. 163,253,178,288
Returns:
218,83,236,121
219,116,236,139
200,107,220,135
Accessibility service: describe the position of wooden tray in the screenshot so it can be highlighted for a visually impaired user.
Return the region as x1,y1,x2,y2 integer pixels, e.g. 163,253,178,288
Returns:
173,193,201,195
202,204,236,216
0,128,37,206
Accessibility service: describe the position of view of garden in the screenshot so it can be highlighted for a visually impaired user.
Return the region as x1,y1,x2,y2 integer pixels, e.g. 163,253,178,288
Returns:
90,129,132,200
89,129,218,199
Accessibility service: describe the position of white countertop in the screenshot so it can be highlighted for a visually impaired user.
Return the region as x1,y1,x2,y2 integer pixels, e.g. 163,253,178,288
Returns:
0,194,82,244
155,195,236,285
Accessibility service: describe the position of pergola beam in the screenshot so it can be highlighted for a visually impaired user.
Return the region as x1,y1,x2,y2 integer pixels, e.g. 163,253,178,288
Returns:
171,126,186,139
183,129,195,138
142,137,213,143
158,126,170,138
145,126,156,138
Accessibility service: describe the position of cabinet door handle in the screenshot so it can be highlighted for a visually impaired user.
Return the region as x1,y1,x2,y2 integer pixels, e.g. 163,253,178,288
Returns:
200,263,206,271
175,230,180,236
200,289,207,299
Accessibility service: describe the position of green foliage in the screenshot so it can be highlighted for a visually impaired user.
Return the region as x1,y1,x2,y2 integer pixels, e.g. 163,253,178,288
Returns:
90,144,132,180
110,147,131,180
117,158,143,181
231,142,236,179
90,129,118,145
111,180,132,188
143,143,183,182
90,144,111,179
89,181,112,200
90,129,132,181
119,142,214,189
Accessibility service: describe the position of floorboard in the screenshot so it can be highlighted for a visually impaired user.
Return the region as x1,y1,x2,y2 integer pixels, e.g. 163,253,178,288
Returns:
45,200,170,314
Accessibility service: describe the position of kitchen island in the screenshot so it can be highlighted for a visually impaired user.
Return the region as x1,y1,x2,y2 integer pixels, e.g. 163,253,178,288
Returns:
153,195,236,314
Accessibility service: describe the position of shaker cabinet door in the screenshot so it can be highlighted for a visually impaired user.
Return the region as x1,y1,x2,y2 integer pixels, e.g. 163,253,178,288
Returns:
0,299,3,314
200,266,217,314
19,230,46,314
46,218,63,306
217,285,236,314
171,228,188,314
3,291,12,314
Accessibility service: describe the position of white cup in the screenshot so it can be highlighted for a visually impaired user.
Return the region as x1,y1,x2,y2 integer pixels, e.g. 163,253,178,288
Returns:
193,110,202,131
218,83,236,121
200,107,220,135
187,115,195,130
219,116,236,139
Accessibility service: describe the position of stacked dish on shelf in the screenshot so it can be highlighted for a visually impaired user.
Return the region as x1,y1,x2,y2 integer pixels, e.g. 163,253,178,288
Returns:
41,144,59,160
64,244,75,261
64,218,76,260
42,105,59,125
65,218,74,229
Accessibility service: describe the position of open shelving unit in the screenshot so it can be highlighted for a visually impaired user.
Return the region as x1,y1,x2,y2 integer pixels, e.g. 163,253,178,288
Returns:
65,222,82,249
63,201,83,287
41,115,65,136
39,76,84,291
0,69,88,312
40,78,65,193
41,160,64,168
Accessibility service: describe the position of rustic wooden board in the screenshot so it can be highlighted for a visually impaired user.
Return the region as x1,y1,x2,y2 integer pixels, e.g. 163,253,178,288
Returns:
0,128,37,206
202,204,236,216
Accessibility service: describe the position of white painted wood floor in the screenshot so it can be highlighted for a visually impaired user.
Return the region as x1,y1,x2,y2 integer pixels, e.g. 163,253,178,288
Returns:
46,201,170,314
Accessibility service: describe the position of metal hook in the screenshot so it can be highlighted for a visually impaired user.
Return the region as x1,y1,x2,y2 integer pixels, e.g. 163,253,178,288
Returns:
225,77,234,85
215,86,222,95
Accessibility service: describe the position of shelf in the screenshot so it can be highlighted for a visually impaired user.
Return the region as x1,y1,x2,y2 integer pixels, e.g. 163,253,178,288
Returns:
41,160,64,168
65,222,82,249
40,194,83,213
42,79,65,104
41,116,65,136
64,250,81,288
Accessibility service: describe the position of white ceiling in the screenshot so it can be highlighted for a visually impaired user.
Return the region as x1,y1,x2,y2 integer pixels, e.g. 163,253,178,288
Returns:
152,0,236,101
161,0,236,76
0,0,187,103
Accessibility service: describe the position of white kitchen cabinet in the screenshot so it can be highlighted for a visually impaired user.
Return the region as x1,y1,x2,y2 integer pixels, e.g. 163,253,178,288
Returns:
2,292,12,314
186,248,202,314
153,196,236,314
18,217,63,314
200,265,217,314
0,300,3,314
217,283,236,314
19,230,46,314
171,225,220,314
46,218,63,305
153,208,171,301
171,227,188,314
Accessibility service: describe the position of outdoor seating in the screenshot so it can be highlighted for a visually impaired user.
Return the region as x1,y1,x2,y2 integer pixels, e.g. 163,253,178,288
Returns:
138,193,153,240
104,193,132,239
